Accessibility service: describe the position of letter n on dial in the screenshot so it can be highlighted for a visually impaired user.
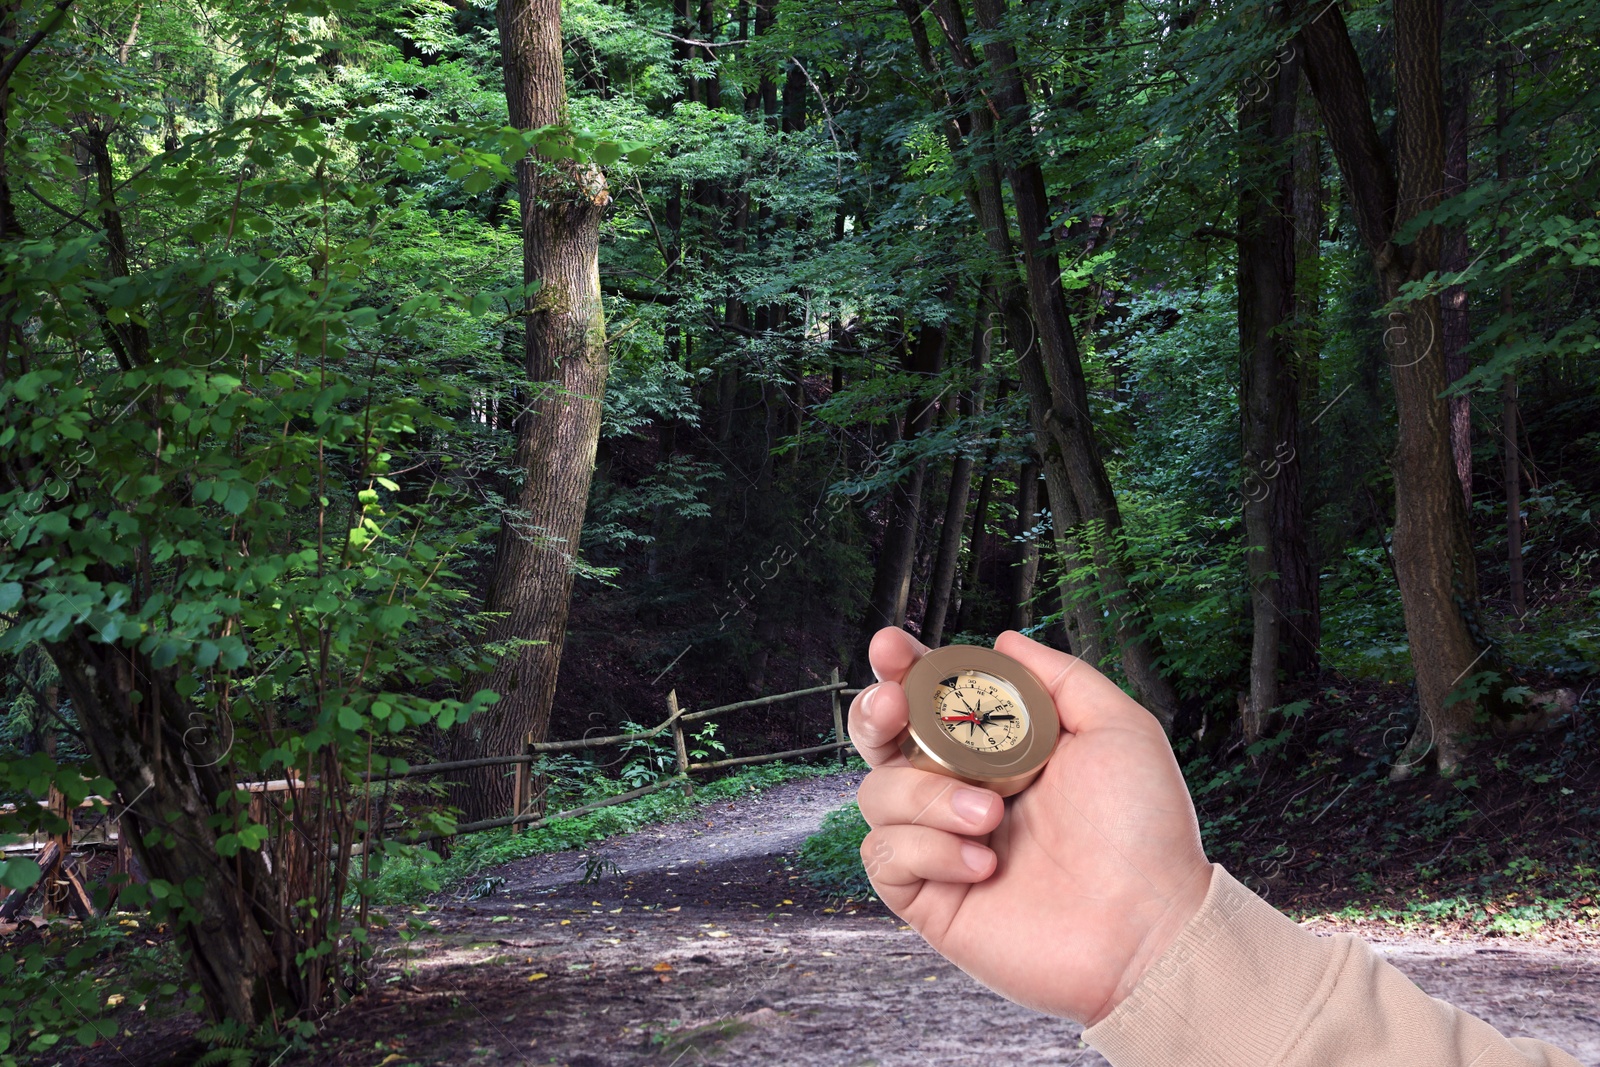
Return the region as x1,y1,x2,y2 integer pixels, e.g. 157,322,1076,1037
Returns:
935,672,1028,753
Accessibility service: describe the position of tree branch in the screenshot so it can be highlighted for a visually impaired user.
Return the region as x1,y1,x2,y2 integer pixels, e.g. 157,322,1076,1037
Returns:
0,0,76,92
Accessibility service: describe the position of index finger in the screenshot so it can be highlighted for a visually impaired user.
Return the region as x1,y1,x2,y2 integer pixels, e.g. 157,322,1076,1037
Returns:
847,628,929,766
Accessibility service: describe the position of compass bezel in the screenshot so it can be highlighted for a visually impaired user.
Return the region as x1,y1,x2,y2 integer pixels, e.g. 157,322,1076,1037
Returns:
897,644,1059,797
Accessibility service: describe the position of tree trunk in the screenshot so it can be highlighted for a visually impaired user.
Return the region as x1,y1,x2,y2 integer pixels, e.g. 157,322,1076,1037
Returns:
850,314,949,685
923,284,992,647
965,0,1177,727
914,0,1108,678
46,634,292,1028
1299,0,1484,776
1006,464,1042,630
1291,75,1325,648
1441,79,1472,510
1496,60,1526,621
451,0,612,821
1237,28,1314,740
954,449,998,637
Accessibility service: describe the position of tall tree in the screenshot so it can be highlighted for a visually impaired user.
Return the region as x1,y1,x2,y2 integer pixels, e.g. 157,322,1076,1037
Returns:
851,310,950,684
1297,0,1485,774
923,286,993,647
958,0,1179,726
1440,77,1473,510
450,0,613,820
1236,19,1317,740
1005,465,1043,630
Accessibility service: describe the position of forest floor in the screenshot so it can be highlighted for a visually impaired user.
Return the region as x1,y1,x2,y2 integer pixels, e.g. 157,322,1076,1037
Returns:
48,768,1600,1067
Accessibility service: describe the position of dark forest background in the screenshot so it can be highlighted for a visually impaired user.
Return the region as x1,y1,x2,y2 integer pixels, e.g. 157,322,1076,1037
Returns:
0,0,1596,1056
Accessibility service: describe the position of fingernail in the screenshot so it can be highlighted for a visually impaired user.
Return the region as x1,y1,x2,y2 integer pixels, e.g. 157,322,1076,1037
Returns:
950,787,995,823
960,843,992,873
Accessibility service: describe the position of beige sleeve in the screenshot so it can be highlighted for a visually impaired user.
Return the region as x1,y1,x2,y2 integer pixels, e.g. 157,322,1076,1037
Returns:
1082,864,1583,1067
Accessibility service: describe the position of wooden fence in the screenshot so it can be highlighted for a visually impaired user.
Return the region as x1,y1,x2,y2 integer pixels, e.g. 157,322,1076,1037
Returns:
1,672,863,918
370,670,863,844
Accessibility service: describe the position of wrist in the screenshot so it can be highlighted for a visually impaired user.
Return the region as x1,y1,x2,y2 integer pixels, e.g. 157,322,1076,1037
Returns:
1087,863,1215,1026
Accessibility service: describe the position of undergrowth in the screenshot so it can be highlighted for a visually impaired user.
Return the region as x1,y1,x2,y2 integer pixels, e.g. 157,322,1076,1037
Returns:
1183,681,1600,934
367,757,866,904
796,801,873,899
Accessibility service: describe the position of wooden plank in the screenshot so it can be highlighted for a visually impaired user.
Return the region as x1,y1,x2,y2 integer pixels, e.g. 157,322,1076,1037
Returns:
0,840,59,920
669,690,692,798
61,863,94,921
677,681,850,723
511,731,532,835
688,738,855,772
831,668,846,766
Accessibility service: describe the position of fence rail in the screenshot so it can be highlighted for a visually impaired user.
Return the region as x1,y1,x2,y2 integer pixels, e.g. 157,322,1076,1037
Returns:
361,676,863,785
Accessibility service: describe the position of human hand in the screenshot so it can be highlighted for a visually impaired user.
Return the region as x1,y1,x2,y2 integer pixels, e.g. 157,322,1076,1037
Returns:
849,628,1212,1025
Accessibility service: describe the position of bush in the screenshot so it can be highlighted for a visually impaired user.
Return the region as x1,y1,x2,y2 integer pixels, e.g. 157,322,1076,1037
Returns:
796,802,873,899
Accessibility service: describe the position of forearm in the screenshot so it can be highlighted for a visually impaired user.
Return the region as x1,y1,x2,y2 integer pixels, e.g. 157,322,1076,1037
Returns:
1083,865,1583,1067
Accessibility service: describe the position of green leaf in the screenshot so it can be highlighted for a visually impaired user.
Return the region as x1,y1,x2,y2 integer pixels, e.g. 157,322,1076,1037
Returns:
337,706,364,731
0,857,42,891
0,581,22,612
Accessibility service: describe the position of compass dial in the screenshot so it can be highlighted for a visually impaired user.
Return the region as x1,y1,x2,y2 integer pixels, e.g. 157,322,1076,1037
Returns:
934,671,1029,753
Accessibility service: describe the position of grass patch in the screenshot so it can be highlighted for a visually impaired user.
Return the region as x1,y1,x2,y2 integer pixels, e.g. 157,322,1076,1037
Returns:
795,801,873,899
368,757,865,904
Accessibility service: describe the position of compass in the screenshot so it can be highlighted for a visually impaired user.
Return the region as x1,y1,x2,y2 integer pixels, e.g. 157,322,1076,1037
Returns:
895,644,1059,798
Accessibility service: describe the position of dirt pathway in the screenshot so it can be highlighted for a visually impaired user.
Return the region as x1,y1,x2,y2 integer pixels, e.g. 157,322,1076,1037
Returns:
256,769,1600,1067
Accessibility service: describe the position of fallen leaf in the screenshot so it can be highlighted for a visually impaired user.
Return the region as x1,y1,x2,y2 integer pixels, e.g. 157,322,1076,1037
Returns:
604,938,621,945
666,906,681,912
781,899,793,905
706,931,731,938
924,975,938,982
819,951,836,957
652,962,673,972
380,1055,407,1065
527,973,548,981
560,919,571,925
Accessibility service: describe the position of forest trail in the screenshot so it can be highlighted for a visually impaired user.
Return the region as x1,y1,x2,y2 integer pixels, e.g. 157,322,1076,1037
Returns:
294,771,1600,1067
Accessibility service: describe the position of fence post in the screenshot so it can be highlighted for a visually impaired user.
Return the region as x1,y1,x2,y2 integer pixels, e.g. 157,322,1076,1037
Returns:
511,731,532,834
43,785,70,917
669,689,693,798
831,668,847,765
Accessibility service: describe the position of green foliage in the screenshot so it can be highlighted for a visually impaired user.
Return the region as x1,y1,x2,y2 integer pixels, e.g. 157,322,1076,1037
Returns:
0,916,190,1066
1321,547,1411,680
367,758,861,904
796,802,874,900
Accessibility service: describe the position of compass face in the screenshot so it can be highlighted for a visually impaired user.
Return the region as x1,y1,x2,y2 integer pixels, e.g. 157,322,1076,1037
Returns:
934,671,1029,753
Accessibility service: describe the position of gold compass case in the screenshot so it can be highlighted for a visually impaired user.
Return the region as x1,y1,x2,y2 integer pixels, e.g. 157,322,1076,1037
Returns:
896,644,1059,798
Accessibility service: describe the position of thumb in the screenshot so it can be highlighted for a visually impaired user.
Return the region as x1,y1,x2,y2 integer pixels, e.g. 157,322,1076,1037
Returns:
993,630,1163,736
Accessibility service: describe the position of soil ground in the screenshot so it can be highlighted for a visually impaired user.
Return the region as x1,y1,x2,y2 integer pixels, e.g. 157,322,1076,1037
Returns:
48,770,1600,1067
